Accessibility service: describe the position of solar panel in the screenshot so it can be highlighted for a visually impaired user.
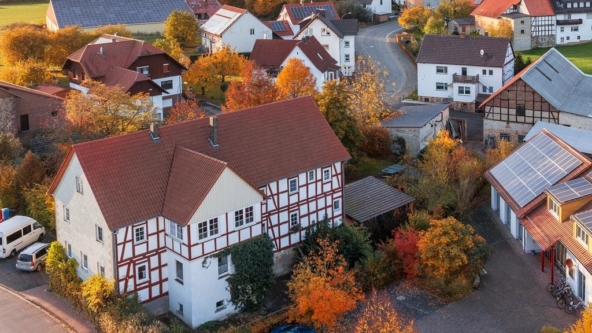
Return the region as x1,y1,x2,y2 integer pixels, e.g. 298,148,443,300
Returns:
547,178,592,203
271,21,287,32
574,209,592,230
489,133,582,207
290,5,336,19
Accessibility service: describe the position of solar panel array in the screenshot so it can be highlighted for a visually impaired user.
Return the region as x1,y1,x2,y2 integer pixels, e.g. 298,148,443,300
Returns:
547,178,592,203
290,5,336,19
271,21,287,32
489,133,582,207
574,209,592,231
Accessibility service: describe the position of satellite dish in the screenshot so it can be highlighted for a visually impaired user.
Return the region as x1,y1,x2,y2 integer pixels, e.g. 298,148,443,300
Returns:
480,49,484,57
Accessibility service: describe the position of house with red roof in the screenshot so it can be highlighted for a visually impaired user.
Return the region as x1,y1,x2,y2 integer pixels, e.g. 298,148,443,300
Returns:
0,81,65,137
185,0,221,23
48,97,350,327
63,34,187,121
471,0,556,50
200,5,272,54
485,128,592,304
250,36,340,90
277,1,340,35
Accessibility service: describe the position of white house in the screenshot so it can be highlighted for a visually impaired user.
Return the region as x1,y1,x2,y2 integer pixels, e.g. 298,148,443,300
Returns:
48,97,350,328
250,36,341,91
200,5,272,54
484,128,592,305
293,12,358,76
277,1,340,36
351,0,393,21
553,0,592,45
416,34,514,112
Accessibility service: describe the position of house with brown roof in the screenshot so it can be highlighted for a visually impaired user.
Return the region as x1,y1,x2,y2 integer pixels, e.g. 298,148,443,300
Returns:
480,48,592,145
200,5,272,54
185,0,221,23
0,81,64,137
63,34,186,121
485,128,592,304
471,0,556,50
416,35,514,112
48,97,350,327
277,1,340,35
250,36,340,90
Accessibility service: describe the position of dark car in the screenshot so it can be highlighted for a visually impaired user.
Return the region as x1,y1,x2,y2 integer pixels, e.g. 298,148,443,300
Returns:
270,324,316,333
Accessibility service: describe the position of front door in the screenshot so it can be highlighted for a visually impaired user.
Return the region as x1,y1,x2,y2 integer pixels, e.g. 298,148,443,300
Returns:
579,270,586,302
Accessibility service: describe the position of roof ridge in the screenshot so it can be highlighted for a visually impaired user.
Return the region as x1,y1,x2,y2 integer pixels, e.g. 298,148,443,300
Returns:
0,81,64,100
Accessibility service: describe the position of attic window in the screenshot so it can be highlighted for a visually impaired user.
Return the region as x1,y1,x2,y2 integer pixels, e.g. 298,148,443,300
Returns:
137,66,149,76
549,198,560,217
576,224,589,246
321,28,330,36
163,63,169,73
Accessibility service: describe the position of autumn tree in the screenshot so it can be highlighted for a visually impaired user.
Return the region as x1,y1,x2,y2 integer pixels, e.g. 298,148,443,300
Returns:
436,0,473,21
65,80,156,138
0,24,50,64
165,99,206,124
288,237,363,330
0,133,22,163
355,289,416,333
90,24,134,39
484,139,515,170
0,165,18,209
566,304,592,333
45,26,94,67
224,61,280,111
276,58,317,99
486,20,514,38
152,38,191,68
393,228,421,280
359,126,391,158
23,182,55,230
164,10,201,48
0,61,51,87
417,217,490,285
81,275,117,313
349,56,391,126
424,14,449,35
398,6,433,32
253,0,284,17
316,80,363,157
451,146,484,218
16,151,46,190
184,56,218,95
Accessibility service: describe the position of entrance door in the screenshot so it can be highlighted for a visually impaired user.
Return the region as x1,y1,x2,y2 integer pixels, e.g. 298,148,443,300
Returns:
505,205,511,227
462,67,467,76
20,114,29,132
579,270,586,302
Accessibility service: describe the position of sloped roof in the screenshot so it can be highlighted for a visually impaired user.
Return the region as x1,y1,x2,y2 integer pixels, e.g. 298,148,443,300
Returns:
101,67,167,94
0,81,64,101
330,19,359,36
281,1,339,24
522,0,555,16
49,97,350,230
263,20,293,37
200,5,248,37
416,35,511,68
382,104,448,128
250,37,339,73
48,0,192,28
524,122,592,156
186,0,221,16
345,176,415,223
451,16,475,25
296,36,340,73
471,0,521,18
34,83,71,98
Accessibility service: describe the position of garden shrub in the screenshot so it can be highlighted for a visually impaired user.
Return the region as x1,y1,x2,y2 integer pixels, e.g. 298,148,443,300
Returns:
355,250,399,291
46,241,82,305
81,275,116,313
406,210,431,231
392,228,421,280
359,126,391,159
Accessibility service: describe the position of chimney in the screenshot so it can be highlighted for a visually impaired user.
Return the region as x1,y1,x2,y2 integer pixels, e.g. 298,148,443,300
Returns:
149,122,160,143
209,116,219,147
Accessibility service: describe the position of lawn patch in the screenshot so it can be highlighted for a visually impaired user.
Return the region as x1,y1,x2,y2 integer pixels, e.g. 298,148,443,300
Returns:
0,1,48,27
519,42,592,74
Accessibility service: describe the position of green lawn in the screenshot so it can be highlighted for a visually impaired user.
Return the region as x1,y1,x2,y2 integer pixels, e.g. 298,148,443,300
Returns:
0,1,49,27
519,42,592,74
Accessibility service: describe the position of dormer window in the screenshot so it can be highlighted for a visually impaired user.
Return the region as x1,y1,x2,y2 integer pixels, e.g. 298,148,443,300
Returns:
549,198,560,217
137,66,149,76
576,224,589,246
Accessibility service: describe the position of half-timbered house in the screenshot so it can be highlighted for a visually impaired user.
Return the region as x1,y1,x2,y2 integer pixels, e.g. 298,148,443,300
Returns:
481,48,592,145
48,97,350,327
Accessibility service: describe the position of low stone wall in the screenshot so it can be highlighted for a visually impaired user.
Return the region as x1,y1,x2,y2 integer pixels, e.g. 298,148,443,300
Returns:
394,34,417,69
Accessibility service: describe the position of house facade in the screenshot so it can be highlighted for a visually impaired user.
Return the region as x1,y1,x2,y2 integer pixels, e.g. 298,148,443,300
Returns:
200,5,272,54
63,35,186,121
481,48,592,145
277,1,340,35
48,97,350,327
485,129,592,304
416,35,514,112
553,0,592,45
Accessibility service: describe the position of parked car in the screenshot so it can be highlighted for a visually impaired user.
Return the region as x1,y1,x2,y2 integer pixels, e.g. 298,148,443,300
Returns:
16,242,50,272
0,216,45,258
271,324,316,333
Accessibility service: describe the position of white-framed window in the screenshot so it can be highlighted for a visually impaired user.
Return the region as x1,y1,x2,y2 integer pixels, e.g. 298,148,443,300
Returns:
75,176,83,194
81,252,88,270
98,264,105,277
567,36,570,41
218,255,229,276
482,85,488,93
308,170,315,181
160,80,173,90
436,66,448,74
245,206,253,224
333,199,341,211
549,199,559,216
458,86,471,95
321,28,330,35
572,26,579,32
344,41,350,48
66,241,72,258
134,225,146,243
577,224,589,245
63,206,69,222
216,300,226,311
198,218,219,240
96,225,103,243
136,262,148,283
250,28,255,35
436,82,447,91
323,168,331,181
322,44,329,50
235,207,254,227
345,54,351,62
163,63,169,73
289,178,298,193
169,221,183,241
290,212,299,227
136,66,149,75
482,69,487,75
488,86,493,93
304,28,313,36
176,260,184,284
489,69,493,75
560,27,565,32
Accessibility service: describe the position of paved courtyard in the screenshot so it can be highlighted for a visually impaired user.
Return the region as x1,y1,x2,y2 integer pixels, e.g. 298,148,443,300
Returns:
390,204,577,333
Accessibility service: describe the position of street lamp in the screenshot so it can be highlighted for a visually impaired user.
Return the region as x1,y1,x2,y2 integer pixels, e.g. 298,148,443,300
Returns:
342,12,352,19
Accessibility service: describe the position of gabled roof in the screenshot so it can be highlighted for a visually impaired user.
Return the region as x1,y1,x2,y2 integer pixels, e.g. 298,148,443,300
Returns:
484,129,592,218
263,20,293,37
186,0,221,16
48,97,350,230
416,35,511,68
471,0,521,18
250,37,339,73
281,1,339,24
382,104,449,128
296,14,358,39
451,16,476,25
524,122,592,156
101,67,168,94
64,35,172,78
0,81,64,101
48,0,193,29
34,83,71,98
345,176,415,223
329,19,359,36
481,48,592,117
200,5,248,37
296,36,340,73
522,0,555,16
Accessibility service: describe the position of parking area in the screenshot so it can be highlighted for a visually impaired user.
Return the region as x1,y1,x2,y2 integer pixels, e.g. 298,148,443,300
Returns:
0,254,49,292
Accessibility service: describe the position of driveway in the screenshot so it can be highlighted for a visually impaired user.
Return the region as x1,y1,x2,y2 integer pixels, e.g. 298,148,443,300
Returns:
0,254,49,292
356,20,417,100
0,286,68,333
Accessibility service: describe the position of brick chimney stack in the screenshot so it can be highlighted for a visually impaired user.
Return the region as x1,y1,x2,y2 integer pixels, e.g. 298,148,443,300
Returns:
209,116,219,147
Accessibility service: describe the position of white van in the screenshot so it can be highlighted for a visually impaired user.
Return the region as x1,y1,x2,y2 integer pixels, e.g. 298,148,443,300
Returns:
0,216,45,259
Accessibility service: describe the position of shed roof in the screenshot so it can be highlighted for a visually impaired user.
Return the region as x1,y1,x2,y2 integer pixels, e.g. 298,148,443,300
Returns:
345,176,415,223
382,104,448,128
416,35,510,68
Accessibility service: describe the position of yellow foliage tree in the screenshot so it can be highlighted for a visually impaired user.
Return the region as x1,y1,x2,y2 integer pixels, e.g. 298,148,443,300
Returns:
253,0,284,17
349,56,391,126
81,275,117,313
276,58,317,99
288,237,363,330
0,24,50,64
184,56,218,96
398,6,433,32
164,10,201,48
486,20,514,38
355,289,416,333
0,60,51,87
45,26,95,67
436,0,473,20
566,304,592,333
224,60,280,111
485,139,516,170
153,38,191,68
424,14,449,35
210,45,246,83
165,99,206,124
90,24,134,38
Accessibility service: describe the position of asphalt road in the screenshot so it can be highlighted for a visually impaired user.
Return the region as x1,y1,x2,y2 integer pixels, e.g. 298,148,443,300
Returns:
356,20,418,100
0,286,68,333
0,251,49,292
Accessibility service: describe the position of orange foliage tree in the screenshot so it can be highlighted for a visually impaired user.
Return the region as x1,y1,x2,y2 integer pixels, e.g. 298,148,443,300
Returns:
276,58,317,99
355,289,416,333
566,304,592,333
288,237,362,331
224,61,280,111
165,99,206,124
393,228,421,280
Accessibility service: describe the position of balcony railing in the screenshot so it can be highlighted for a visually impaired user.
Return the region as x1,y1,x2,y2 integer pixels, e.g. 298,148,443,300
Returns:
556,19,583,25
453,73,479,84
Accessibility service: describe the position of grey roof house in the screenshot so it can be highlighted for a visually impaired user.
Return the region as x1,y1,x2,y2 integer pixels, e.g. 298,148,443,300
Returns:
46,0,193,33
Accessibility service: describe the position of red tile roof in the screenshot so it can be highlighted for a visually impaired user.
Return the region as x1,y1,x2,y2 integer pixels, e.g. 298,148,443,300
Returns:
49,97,350,230
186,0,221,17
471,0,520,17
263,20,293,37
297,36,340,73
282,1,339,24
523,0,555,16
34,84,71,98
101,67,167,94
